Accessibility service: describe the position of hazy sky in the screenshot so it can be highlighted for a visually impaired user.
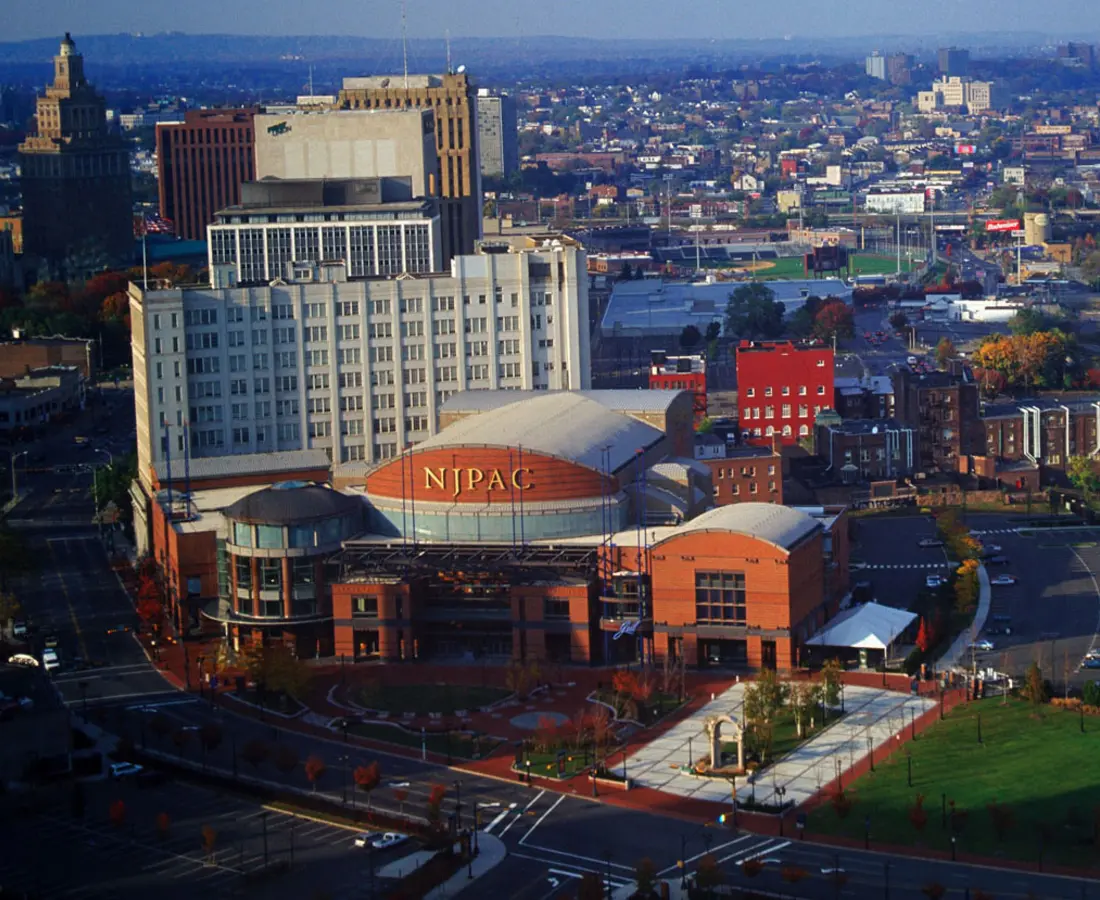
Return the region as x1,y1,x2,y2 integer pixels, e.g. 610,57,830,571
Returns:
2,0,1093,42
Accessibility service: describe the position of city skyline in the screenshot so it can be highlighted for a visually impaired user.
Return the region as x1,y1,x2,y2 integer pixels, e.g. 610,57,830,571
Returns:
3,0,1098,43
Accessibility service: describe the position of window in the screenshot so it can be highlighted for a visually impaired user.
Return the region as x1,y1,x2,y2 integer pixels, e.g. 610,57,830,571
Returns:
798,405,808,417
259,558,281,589
400,321,424,338
308,373,330,390
781,404,791,418
256,525,282,549
233,523,252,547
544,598,570,619
694,572,746,625
745,388,755,398
308,397,331,414
369,322,392,339
342,395,365,411
339,301,360,317
233,426,250,445
339,347,362,365
352,595,379,617
235,555,251,586
781,385,790,396
339,371,363,389
228,328,245,347
817,385,826,395
338,324,360,341
764,406,774,418
764,387,773,397
799,385,807,396
370,346,393,363
782,425,792,437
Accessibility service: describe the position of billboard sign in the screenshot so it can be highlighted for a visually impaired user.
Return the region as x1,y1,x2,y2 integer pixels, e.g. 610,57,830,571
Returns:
955,143,976,155
985,219,1021,233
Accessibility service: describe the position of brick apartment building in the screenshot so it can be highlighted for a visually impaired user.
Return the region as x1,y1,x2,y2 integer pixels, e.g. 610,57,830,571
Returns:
815,418,917,482
0,335,95,381
736,341,835,446
649,352,707,425
156,108,258,241
892,370,981,475
834,375,894,420
703,445,784,506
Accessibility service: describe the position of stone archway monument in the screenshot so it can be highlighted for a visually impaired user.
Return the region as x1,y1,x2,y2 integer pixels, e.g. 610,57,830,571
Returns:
703,713,744,771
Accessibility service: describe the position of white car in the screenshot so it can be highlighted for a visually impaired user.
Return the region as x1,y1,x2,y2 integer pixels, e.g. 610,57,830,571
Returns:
990,575,1017,586
12,621,27,639
41,648,60,673
109,762,144,779
984,544,1002,553
969,640,994,652
369,832,409,850
925,575,945,588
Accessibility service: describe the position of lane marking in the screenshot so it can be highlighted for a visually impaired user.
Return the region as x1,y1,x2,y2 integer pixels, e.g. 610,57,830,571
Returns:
519,795,565,846
47,538,89,661
512,853,631,887
657,834,757,876
483,808,511,834
519,842,634,872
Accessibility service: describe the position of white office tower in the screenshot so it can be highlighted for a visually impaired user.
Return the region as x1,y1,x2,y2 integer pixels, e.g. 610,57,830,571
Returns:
130,241,591,483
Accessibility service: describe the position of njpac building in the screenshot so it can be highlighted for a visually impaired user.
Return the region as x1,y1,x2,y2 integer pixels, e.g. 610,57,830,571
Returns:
146,390,848,672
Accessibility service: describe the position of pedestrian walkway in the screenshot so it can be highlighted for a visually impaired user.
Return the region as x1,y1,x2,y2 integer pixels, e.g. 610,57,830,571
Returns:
855,562,953,570
622,684,934,810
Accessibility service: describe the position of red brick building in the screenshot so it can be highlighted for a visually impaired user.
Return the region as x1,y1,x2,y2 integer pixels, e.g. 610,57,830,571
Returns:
702,446,784,505
649,352,707,424
156,108,257,241
0,336,95,381
736,341,834,446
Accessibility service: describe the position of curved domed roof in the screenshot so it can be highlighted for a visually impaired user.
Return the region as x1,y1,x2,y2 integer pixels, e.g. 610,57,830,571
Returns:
225,482,361,525
653,502,821,552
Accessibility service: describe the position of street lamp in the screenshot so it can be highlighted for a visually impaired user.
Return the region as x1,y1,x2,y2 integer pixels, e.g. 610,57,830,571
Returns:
867,734,874,772
8,450,27,501
339,754,349,804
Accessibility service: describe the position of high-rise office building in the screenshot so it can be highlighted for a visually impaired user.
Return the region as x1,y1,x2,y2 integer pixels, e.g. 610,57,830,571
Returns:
206,177,444,287
156,109,258,241
887,53,914,86
336,74,481,261
865,52,887,81
130,242,591,484
18,34,132,272
476,89,518,179
937,47,970,78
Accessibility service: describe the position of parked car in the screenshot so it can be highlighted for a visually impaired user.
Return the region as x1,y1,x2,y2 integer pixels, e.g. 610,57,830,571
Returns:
1083,657,1100,670
109,762,144,779
926,575,945,588
985,555,1010,566
990,575,1017,586
984,544,1002,553
969,640,995,652
918,538,944,548
12,621,27,639
105,623,133,635
41,648,60,673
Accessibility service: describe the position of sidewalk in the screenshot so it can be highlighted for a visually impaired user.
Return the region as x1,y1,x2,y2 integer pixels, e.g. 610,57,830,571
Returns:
424,835,506,900
935,564,991,671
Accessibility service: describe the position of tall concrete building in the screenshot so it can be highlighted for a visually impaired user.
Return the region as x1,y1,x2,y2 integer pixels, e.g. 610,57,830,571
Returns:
156,109,258,241
336,74,481,263
475,89,518,179
130,242,591,486
865,52,887,81
887,53,914,86
251,106,472,265
937,47,970,78
18,34,132,273
206,177,444,286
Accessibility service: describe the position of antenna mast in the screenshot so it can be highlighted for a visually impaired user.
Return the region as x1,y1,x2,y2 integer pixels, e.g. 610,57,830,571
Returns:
401,0,409,88
308,64,314,98
446,29,452,75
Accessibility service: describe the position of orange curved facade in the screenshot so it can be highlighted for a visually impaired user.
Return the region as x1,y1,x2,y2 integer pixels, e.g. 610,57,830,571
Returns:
365,447,613,505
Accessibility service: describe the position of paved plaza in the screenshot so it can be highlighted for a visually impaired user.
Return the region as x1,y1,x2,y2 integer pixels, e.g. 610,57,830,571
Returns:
623,683,936,807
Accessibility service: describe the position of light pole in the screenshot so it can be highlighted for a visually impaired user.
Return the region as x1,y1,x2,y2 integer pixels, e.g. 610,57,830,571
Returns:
8,450,27,501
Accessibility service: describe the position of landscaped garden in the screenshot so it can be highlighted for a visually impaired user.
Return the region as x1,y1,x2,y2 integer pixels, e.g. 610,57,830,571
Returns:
354,682,511,716
808,695,1100,868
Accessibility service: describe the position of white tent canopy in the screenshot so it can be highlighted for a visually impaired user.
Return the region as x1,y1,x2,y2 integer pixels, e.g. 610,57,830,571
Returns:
805,601,918,651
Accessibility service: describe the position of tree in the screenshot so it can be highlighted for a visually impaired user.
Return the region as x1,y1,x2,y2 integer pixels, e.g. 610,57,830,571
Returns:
575,872,605,900
987,801,1015,841
831,789,853,819
820,658,842,708
199,722,223,754
679,324,702,349
888,311,909,331
201,824,217,860
274,743,299,775
426,783,446,828
109,799,126,827
694,854,724,893
99,291,130,325
634,857,658,896
240,738,270,770
954,560,980,615
240,643,312,701
910,793,929,833
171,728,190,757
916,618,931,653
1021,662,1047,706
156,811,170,840
354,761,381,809
741,858,764,878
812,299,855,342
788,680,821,738
1067,456,1099,500
935,337,957,368
0,591,21,633
724,283,785,339
705,321,722,343
148,713,172,744
304,755,326,792
1008,307,1052,336
922,884,946,900
1082,250,1100,284
781,866,807,884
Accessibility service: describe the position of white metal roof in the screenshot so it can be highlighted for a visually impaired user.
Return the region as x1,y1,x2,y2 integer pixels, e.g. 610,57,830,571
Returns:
439,389,685,416
805,601,917,651
652,502,821,552
416,392,665,473
154,449,330,483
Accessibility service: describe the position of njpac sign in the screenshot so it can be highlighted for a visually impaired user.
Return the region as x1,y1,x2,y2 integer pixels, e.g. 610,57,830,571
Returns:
985,219,1021,233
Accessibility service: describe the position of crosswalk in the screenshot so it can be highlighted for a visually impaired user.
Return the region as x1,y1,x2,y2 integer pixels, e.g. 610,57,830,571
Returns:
970,528,1019,536
854,562,953,570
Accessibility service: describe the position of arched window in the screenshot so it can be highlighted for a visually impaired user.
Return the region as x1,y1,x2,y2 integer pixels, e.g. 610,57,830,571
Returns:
782,425,793,437
799,424,810,437
765,426,775,437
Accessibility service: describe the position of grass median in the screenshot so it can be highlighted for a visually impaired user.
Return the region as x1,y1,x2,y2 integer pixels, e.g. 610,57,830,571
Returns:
808,698,1100,869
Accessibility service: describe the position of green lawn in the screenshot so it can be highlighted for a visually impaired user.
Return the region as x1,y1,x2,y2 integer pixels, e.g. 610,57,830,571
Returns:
713,253,915,280
355,683,511,716
519,746,609,780
808,699,1100,869
722,710,842,770
346,721,501,760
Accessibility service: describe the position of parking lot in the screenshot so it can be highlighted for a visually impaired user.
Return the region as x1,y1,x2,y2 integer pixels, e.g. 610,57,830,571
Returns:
0,776,415,899
853,512,1100,684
